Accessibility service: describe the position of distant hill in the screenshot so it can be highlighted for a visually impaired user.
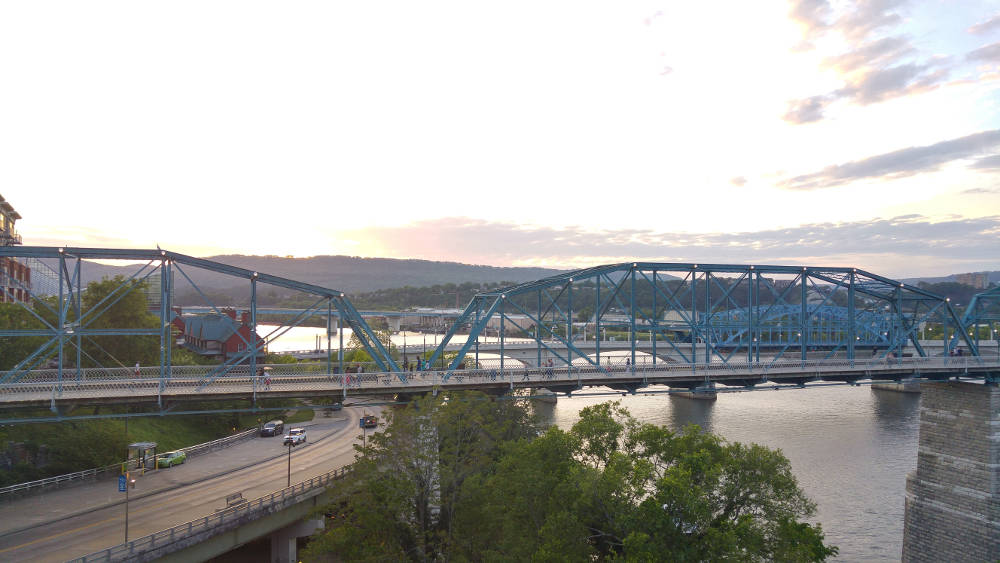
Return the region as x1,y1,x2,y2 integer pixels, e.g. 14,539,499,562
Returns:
43,255,567,295
36,255,996,298
901,271,1000,286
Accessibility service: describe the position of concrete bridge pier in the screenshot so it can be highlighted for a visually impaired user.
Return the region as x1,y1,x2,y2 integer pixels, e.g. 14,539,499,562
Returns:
871,377,921,393
902,381,1000,562
671,383,718,400
270,518,324,563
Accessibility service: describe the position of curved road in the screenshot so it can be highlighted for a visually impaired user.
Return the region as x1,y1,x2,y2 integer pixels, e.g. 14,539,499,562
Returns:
0,404,379,562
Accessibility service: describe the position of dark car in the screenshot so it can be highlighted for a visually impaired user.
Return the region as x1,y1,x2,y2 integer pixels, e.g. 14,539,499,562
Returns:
261,420,284,437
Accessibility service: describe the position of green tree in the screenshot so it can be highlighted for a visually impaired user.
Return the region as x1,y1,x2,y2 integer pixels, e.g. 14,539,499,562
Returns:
0,302,48,370
304,398,836,562
302,391,539,561
77,276,160,367
346,326,395,360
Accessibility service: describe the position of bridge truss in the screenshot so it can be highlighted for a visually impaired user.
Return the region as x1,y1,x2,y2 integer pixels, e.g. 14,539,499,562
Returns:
0,247,398,402
961,285,1000,353
428,262,976,375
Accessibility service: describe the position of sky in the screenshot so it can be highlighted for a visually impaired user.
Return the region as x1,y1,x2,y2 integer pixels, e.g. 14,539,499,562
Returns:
1,1,999,278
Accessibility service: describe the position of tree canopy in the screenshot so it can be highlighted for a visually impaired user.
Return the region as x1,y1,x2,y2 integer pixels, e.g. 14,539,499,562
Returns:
0,302,47,370
0,276,162,371
303,393,836,562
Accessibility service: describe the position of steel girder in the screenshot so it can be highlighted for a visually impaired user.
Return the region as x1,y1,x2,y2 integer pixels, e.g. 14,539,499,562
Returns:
427,262,974,375
960,285,1000,353
0,247,399,401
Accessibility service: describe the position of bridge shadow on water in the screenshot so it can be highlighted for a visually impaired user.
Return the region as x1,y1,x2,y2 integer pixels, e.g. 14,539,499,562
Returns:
870,387,921,430
667,394,716,434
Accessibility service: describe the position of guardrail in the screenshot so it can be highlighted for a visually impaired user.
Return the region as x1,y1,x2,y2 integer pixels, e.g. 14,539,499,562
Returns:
0,428,258,501
70,465,351,563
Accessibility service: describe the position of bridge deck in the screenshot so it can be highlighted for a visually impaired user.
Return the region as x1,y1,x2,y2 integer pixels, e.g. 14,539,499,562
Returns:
2,358,996,411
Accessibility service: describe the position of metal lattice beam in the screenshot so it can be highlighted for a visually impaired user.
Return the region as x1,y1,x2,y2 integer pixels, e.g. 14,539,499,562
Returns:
0,247,398,401
427,262,976,374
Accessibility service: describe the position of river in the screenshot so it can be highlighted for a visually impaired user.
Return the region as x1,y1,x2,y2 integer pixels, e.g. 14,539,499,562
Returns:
264,324,919,560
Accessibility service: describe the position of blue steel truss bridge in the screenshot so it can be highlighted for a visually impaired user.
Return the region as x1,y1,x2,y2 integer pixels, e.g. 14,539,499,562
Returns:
1,247,997,421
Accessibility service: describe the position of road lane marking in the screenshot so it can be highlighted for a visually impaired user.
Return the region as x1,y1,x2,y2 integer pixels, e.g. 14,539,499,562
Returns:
0,517,111,554
0,494,192,555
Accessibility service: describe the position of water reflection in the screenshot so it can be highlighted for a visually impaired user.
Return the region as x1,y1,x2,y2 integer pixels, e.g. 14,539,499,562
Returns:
667,394,715,433
870,388,921,428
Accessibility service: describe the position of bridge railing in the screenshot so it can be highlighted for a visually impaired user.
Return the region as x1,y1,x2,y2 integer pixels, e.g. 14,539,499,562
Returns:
69,465,351,563
2,353,993,385
2,357,997,406
0,428,258,501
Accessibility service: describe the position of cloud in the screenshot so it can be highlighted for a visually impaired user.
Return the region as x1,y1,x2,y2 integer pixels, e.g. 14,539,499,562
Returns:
833,0,906,42
969,14,1000,35
961,187,1000,195
337,215,1000,277
839,61,949,104
825,36,912,73
779,129,1000,190
971,154,1000,170
782,95,832,124
967,41,1000,63
729,176,748,187
788,0,832,44
783,1,955,123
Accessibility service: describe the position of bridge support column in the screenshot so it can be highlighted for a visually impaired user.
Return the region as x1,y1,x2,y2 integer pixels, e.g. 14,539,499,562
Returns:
902,381,1000,562
671,383,717,401
872,378,921,393
269,518,324,563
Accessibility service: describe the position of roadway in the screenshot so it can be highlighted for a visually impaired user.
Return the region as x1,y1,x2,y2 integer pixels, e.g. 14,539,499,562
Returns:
3,356,998,414
0,404,379,562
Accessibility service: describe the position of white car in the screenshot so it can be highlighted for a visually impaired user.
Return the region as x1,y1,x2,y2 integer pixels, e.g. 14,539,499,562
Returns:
283,428,306,445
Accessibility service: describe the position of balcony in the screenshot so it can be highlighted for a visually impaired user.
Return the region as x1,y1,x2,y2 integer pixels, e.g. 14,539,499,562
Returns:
0,230,21,246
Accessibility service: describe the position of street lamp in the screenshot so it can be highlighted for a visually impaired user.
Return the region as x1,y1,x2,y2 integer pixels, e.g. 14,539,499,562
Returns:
123,472,136,542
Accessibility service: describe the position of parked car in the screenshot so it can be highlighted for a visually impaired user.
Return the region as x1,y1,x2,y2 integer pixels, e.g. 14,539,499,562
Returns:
157,450,187,468
283,428,306,445
261,420,284,437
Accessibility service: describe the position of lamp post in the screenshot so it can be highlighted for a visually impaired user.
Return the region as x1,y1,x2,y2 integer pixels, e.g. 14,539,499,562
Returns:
124,472,136,542
286,441,296,488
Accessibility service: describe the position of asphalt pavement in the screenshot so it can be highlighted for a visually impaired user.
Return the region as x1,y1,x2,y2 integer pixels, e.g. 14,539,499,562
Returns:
0,405,378,561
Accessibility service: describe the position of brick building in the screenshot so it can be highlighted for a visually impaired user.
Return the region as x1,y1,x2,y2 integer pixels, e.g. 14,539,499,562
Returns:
955,272,989,289
0,193,29,304
181,309,265,361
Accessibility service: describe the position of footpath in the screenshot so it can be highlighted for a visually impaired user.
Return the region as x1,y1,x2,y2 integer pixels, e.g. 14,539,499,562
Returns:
0,417,349,539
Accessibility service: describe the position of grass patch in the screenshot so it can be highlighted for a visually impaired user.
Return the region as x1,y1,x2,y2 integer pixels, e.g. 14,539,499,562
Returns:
284,409,315,424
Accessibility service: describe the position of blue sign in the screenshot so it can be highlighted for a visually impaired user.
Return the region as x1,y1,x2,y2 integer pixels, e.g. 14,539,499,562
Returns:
118,475,127,492
359,418,364,429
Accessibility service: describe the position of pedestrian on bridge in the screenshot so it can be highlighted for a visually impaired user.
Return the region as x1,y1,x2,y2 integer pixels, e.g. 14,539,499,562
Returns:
134,362,140,377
